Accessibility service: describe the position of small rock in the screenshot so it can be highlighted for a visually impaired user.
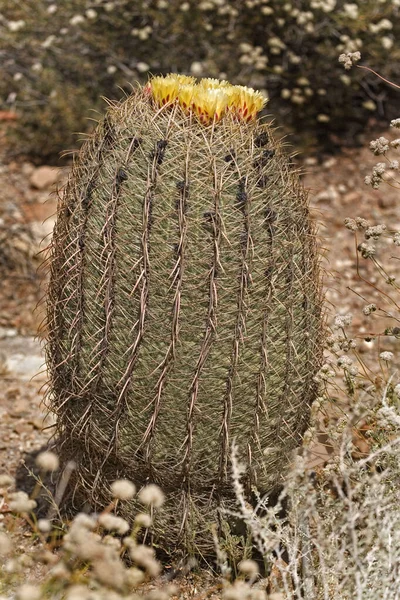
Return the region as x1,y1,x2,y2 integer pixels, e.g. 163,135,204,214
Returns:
314,185,339,203
378,194,396,209
14,422,33,435
343,191,361,204
9,398,31,417
30,166,60,190
304,157,318,166
5,354,46,381
322,157,337,169
29,418,44,431
21,162,35,176
0,328,18,340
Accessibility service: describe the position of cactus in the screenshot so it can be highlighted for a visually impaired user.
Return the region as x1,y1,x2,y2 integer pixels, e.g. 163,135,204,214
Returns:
46,75,323,554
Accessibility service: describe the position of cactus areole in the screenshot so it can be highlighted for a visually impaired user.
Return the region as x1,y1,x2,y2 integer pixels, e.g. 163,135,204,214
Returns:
47,74,323,554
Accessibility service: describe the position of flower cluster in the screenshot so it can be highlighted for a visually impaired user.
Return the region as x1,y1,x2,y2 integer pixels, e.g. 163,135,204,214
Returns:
148,74,266,123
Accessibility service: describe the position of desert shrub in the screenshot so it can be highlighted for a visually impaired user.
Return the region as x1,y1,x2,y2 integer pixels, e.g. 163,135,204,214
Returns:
1,0,400,161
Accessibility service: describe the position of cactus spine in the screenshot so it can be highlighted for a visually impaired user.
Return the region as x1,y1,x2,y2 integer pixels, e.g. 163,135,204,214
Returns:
47,75,323,554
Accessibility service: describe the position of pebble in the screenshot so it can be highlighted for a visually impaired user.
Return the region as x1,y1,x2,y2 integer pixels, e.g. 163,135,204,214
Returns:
30,166,60,190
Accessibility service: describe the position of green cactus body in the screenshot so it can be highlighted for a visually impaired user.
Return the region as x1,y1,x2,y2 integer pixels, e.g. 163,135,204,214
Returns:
47,77,323,554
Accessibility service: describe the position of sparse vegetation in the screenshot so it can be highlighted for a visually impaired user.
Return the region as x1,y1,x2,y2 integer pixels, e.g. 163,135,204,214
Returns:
1,0,400,160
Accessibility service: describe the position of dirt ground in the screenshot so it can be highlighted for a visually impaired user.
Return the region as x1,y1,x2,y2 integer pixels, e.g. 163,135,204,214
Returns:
0,119,399,591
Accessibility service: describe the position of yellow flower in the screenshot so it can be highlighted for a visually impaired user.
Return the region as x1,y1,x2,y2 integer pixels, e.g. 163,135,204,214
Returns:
148,75,267,123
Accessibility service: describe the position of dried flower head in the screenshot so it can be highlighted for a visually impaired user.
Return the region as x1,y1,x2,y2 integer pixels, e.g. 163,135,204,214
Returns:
110,479,136,500
338,51,361,69
35,451,59,472
380,351,394,362
135,512,152,528
334,313,352,329
0,474,15,488
98,513,130,535
369,137,390,155
238,558,259,577
37,519,52,533
15,584,41,600
358,241,376,259
363,303,377,316
138,483,165,507
8,491,37,513
0,532,12,556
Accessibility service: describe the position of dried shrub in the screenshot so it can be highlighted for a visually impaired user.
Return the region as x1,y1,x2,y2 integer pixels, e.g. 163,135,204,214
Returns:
1,0,400,160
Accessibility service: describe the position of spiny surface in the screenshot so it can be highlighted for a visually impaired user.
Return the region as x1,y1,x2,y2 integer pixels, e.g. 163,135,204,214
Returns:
46,86,323,554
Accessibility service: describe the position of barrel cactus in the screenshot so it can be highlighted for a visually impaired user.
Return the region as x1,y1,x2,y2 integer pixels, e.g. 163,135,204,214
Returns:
46,74,323,554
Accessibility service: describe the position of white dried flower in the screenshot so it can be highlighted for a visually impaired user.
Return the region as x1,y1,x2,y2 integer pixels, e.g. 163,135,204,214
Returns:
365,224,386,239
138,483,165,507
98,513,130,534
107,65,117,74
37,519,52,533
47,5,57,14
363,304,377,316
223,581,252,600
394,383,400,398
8,491,37,513
355,217,370,229
344,218,358,231
381,36,393,50
69,14,85,26
36,451,59,472
390,138,400,148
49,562,69,579
136,62,150,73
135,512,152,528
334,313,352,328
364,175,372,186
129,544,161,576
72,513,97,530
358,242,376,259
0,532,12,556
126,567,146,587
338,51,361,70
0,474,14,488
363,100,377,111
337,355,353,368
86,9,97,19
369,137,390,155
111,479,136,500
41,35,56,49
16,584,41,600
8,20,26,32
391,118,400,129
393,232,400,246
66,585,91,600
190,61,204,76
380,351,394,362
389,160,399,170
238,558,259,576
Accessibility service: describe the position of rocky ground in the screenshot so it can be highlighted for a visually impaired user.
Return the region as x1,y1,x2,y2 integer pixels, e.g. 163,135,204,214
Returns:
0,120,399,591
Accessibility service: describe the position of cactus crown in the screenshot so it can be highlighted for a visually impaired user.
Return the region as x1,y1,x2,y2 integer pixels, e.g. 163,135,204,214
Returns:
148,73,266,123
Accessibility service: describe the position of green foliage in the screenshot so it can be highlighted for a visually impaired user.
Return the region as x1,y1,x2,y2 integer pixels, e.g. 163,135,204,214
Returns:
45,84,323,554
1,0,400,160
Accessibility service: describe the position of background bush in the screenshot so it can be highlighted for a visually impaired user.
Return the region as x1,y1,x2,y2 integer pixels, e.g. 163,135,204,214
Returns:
1,0,400,162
